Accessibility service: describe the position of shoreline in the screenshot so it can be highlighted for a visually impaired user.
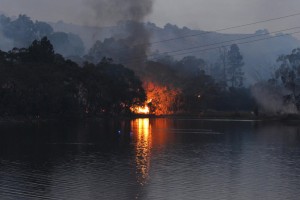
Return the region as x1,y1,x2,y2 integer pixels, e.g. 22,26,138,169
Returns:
1,111,300,123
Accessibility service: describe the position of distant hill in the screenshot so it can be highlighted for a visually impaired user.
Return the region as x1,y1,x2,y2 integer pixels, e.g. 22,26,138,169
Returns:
51,21,300,84
1,14,298,84
146,23,300,83
0,15,85,58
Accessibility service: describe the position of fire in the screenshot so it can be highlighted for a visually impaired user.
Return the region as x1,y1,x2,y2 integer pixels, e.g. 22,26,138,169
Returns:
131,99,152,114
131,82,181,115
134,105,150,114
144,82,181,115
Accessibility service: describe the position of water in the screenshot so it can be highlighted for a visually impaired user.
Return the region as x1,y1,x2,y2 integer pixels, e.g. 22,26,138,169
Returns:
1,118,300,200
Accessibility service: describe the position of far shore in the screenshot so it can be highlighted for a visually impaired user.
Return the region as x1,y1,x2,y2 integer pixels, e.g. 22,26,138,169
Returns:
1,111,300,123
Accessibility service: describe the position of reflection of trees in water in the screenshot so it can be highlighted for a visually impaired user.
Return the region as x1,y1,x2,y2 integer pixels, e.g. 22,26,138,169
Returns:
132,118,152,186
255,123,300,145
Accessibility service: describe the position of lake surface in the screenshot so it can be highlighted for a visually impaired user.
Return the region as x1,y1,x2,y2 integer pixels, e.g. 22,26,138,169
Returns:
1,118,300,200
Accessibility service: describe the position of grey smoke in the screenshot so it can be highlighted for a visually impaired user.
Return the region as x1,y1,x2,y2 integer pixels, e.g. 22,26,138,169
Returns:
0,21,11,51
85,0,154,69
0,27,13,51
251,81,298,115
86,0,153,26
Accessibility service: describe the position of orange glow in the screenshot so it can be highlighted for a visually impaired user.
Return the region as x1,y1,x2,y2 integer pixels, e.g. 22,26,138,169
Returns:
131,82,181,115
144,81,181,115
137,106,150,114
132,118,152,185
131,100,151,114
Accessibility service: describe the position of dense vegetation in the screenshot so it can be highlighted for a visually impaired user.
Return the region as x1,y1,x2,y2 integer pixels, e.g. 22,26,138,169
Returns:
138,45,255,114
0,37,256,118
1,14,300,118
0,37,146,118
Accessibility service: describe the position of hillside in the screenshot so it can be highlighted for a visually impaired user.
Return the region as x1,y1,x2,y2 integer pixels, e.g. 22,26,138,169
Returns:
51,21,300,84
0,15,299,84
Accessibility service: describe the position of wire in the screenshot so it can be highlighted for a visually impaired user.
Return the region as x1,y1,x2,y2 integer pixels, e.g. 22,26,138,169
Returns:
149,12,300,45
170,31,300,57
91,12,300,55
150,26,300,56
123,30,300,65
122,26,300,63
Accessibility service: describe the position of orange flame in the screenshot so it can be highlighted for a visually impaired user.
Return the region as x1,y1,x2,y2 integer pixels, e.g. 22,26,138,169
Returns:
131,99,152,114
134,106,150,114
144,82,181,115
131,82,181,115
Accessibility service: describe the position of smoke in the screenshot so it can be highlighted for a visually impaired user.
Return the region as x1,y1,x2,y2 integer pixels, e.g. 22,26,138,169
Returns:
0,31,14,51
86,0,153,26
85,0,154,70
0,19,13,51
251,82,298,115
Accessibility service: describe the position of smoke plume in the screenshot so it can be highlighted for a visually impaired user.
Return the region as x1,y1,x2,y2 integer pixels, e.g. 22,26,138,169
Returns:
0,23,14,51
0,32,13,51
86,0,153,25
251,82,298,115
85,0,154,70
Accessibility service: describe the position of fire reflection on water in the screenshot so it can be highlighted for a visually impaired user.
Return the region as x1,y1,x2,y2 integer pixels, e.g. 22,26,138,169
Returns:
132,118,152,185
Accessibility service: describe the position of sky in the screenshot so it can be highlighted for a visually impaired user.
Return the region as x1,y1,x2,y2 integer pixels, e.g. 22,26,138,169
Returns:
1,0,300,35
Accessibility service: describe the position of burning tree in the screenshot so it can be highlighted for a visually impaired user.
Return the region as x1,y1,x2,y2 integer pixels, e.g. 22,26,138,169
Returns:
129,60,183,115
130,81,181,115
144,82,182,115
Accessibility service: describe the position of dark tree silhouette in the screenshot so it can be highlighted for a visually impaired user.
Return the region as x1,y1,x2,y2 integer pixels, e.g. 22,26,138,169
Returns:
27,37,55,63
227,44,244,88
0,38,146,118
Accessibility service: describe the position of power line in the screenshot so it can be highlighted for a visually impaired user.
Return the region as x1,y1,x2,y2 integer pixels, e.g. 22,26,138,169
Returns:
170,31,300,57
124,30,300,65
149,12,300,45
122,26,300,64
92,11,300,55
151,27,300,55
90,11,300,65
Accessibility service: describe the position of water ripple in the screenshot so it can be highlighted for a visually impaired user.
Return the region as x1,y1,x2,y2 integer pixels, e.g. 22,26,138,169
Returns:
1,119,300,199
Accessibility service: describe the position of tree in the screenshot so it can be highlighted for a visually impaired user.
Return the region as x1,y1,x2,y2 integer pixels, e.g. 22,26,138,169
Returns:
0,38,147,117
34,21,53,39
48,32,85,57
181,70,219,112
7,15,36,47
219,46,228,89
79,58,146,115
227,44,244,88
27,37,55,63
175,56,206,78
276,48,300,110
97,61,146,114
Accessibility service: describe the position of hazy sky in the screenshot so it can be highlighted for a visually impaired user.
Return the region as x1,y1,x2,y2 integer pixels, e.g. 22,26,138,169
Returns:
1,0,300,34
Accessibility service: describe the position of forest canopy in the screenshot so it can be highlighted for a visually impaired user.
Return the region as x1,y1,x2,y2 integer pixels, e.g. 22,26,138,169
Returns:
0,37,146,117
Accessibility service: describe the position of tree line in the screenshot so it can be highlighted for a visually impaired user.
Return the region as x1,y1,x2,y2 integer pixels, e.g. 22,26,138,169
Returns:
0,36,256,118
1,35,299,118
0,37,146,118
